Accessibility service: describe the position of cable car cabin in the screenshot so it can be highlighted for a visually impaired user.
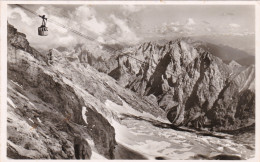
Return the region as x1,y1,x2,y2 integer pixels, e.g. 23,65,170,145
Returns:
38,25,48,36
38,15,48,36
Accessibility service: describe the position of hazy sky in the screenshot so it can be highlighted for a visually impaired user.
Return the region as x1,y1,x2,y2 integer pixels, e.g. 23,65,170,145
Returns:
8,4,255,51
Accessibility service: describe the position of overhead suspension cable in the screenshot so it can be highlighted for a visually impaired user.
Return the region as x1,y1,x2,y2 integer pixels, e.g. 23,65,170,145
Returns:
48,7,128,47
15,4,115,50
17,4,155,65
14,4,181,76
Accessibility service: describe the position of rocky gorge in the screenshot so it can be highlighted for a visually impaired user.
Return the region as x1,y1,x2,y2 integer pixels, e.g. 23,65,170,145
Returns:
6,23,255,160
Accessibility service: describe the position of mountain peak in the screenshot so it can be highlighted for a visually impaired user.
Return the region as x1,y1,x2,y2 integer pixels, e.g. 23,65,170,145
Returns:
228,60,241,67
111,36,255,130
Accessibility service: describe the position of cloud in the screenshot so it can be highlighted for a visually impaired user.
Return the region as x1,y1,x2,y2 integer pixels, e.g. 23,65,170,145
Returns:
186,18,196,26
74,6,107,34
56,34,76,46
222,12,234,16
157,22,180,34
202,20,210,25
75,5,94,18
36,6,46,16
122,5,145,13
84,17,107,34
35,5,108,46
32,5,141,47
153,18,224,36
155,18,198,35
205,27,212,32
97,36,105,43
170,21,180,26
6,6,77,50
229,23,240,28
8,6,33,25
35,5,140,45
110,14,139,44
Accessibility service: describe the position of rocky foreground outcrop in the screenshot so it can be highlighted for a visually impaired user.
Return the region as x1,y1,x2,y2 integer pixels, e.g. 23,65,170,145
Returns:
7,23,165,159
110,39,255,131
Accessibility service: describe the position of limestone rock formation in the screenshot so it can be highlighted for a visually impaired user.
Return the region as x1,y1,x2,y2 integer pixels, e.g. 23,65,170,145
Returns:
7,23,115,159
110,39,255,131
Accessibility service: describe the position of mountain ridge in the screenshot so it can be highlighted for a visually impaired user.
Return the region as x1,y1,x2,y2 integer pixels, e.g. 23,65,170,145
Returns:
110,38,255,131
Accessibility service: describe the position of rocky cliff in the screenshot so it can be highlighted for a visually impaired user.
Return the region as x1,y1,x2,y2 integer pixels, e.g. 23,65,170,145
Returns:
110,39,255,131
54,44,118,74
7,23,165,159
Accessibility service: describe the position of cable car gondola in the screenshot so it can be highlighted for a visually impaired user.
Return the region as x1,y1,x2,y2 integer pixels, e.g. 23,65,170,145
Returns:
38,15,48,36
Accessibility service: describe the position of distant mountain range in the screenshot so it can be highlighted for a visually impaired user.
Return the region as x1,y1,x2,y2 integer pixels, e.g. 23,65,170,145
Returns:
197,42,254,66
193,34,255,56
138,36,254,66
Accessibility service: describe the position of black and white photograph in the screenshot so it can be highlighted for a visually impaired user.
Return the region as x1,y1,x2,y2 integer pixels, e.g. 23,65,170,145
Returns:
1,1,259,161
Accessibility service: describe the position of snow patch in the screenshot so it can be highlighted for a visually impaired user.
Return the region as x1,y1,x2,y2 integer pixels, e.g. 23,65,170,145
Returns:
29,101,35,107
126,140,171,159
239,68,255,92
111,119,135,144
82,106,88,124
86,138,95,147
91,151,107,160
28,118,34,123
37,117,42,124
85,138,107,160
217,147,224,152
11,80,23,88
136,140,171,153
7,97,16,108
105,99,168,123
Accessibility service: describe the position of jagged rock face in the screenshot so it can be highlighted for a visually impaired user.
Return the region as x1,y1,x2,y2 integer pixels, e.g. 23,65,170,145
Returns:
7,74,93,159
87,54,118,74
55,44,118,73
7,23,46,62
7,23,116,159
85,108,116,159
111,39,255,131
